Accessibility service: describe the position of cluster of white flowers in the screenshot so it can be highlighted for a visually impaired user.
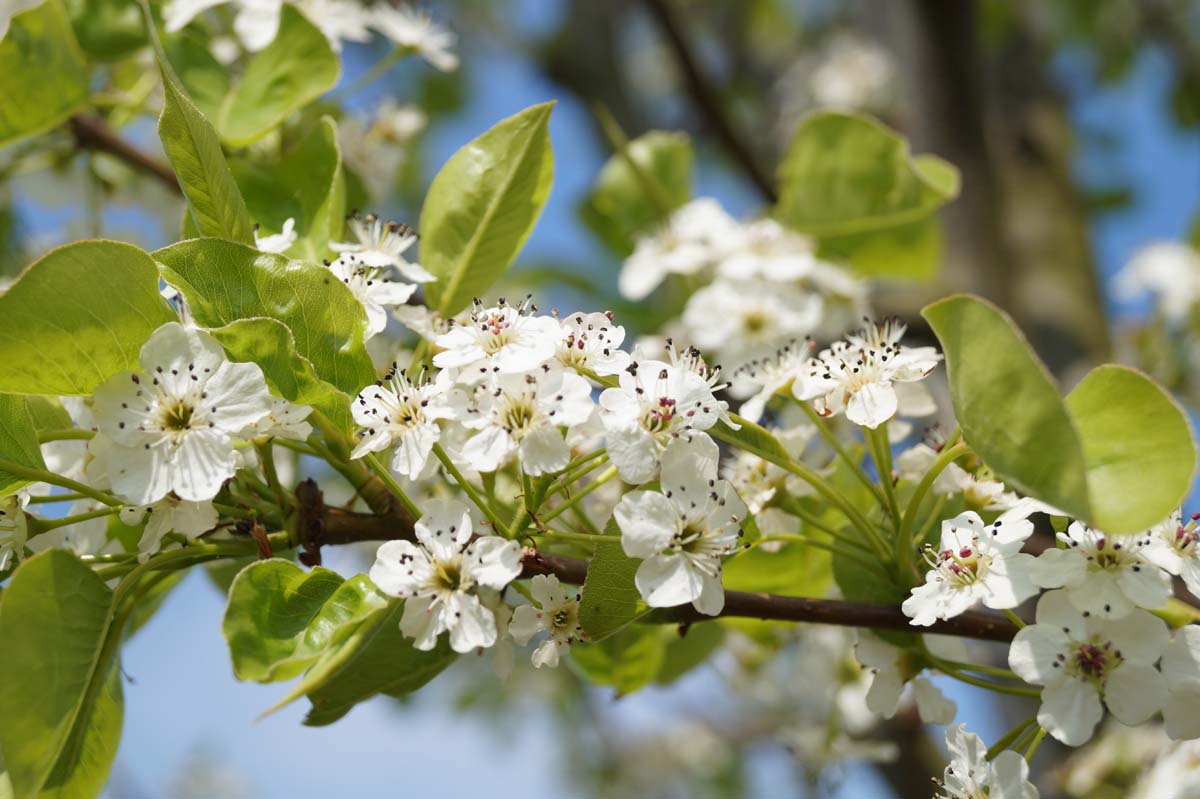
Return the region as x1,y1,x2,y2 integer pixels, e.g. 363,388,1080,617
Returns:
619,198,868,374
1114,240,1200,324
165,1,458,69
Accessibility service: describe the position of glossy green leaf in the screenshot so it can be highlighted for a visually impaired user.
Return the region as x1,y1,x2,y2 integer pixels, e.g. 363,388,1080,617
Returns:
0,551,121,799
223,560,389,683
0,395,47,497
263,600,457,726
0,1,88,147
776,111,959,237
571,625,667,696
923,294,1090,520
155,238,377,396
232,116,345,261
217,6,339,145
655,623,723,685
157,63,255,243
722,540,832,597
578,528,649,642
818,215,943,281
210,317,353,432
581,130,692,255
1065,365,1196,532
420,102,555,315
710,416,791,463
0,241,176,395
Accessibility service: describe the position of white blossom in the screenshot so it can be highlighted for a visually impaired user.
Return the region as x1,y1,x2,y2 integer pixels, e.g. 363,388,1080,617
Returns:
793,319,941,429
331,215,432,278
433,297,561,382
808,34,895,110
1113,241,1200,324
554,311,631,377
1008,589,1168,746
1028,521,1172,619
370,4,459,72
854,631,957,723
121,494,219,561
734,341,812,423
92,322,274,504
618,198,737,301
459,365,593,476
253,218,297,254
369,499,521,653
254,397,313,441
895,442,1017,510
508,574,584,668
681,279,822,369
902,508,1039,626
1143,510,1200,600
614,434,746,615
1160,626,1200,740
166,0,370,52
716,219,818,282
350,367,461,480
327,255,422,340
937,723,1039,799
599,358,731,485
0,492,29,572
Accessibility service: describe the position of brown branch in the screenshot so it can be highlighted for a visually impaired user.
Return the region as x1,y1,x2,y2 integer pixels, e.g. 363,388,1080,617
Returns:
642,0,778,204
299,482,1019,642
68,113,182,195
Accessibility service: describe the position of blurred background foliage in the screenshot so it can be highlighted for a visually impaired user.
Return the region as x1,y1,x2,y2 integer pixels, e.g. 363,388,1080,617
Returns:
2,0,1200,797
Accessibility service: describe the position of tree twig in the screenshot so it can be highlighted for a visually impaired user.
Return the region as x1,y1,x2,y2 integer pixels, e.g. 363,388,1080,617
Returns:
68,113,182,195
641,0,778,203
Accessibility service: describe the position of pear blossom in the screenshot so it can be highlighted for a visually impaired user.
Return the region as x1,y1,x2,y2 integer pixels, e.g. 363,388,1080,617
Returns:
26,500,114,558
614,434,746,615
896,442,1018,510
331,215,433,277
902,507,1039,626
599,358,730,485
369,499,522,653
253,218,297,254
937,724,1039,799
618,198,737,301
1159,626,1200,740
722,422,815,513
1028,521,1172,619
165,0,370,52
327,255,423,340
1142,510,1200,599
254,397,313,441
681,279,823,369
459,365,593,476
808,34,895,110
734,341,812,423
508,574,584,668
92,322,274,504
1130,739,1200,799
433,297,561,381
371,4,459,72
350,366,462,480
0,492,28,571
1113,241,1200,324
554,311,631,377
854,631,957,723
716,219,818,282
1008,589,1168,746
793,319,942,429
121,494,219,561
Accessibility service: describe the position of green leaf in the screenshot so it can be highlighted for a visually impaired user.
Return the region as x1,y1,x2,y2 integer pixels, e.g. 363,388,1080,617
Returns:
216,6,339,145
64,0,145,61
655,623,723,685
210,316,352,431
0,1,88,147
420,102,555,316
0,551,122,799
776,112,959,237
1065,365,1196,533
157,63,255,243
581,130,692,255
571,625,667,696
0,241,176,395
232,116,345,261
710,416,791,462
923,294,1090,520
264,600,457,726
223,560,389,683
0,395,47,497
23,398,72,434
776,112,958,280
924,295,1198,533
722,540,832,597
164,28,229,122
155,238,377,396
578,529,649,642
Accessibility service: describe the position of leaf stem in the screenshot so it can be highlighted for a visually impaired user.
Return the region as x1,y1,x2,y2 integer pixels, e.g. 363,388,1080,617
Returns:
539,466,618,524
796,400,886,507
986,715,1037,760
36,428,94,442
432,443,508,535
29,506,121,532
362,452,421,521
866,423,902,532
0,457,122,507
896,441,969,579
1022,728,1048,761
1001,609,1027,629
